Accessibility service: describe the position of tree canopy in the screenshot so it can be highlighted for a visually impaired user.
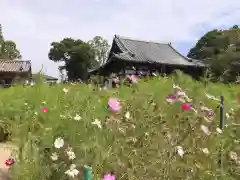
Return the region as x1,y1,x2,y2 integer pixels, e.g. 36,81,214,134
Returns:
48,38,98,81
0,24,21,60
88,36,109,65
187,25,240,82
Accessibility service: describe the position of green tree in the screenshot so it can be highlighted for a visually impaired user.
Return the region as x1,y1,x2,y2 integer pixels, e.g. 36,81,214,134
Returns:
48,38,97,81
88,36,109,65
187,25,240,82
0,24,21,60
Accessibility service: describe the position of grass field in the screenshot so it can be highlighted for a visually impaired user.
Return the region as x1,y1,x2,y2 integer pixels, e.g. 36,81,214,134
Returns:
0,73,240,180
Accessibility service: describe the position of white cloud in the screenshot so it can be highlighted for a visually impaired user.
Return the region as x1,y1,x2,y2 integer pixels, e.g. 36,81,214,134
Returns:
0,0,240,77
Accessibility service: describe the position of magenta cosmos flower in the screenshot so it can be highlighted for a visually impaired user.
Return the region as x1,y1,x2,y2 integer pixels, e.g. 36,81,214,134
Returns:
181,103,192,111
108,98,121,112
103,173,115,180
41,107,49,113
5,158,15,167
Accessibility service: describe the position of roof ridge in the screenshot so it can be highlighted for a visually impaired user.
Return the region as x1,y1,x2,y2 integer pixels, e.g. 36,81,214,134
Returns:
0,59,31,63
115,34,170,45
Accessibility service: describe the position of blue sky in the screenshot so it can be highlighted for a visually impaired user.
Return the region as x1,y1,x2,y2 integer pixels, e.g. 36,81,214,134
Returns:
1,0,240,77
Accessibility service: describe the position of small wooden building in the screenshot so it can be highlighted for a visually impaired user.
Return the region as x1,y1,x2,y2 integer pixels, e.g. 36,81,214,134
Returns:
88,35,205,79
31,74,58,84
0,59,32,87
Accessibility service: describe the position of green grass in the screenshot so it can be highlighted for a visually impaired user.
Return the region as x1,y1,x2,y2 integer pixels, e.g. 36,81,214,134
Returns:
0,74,240,180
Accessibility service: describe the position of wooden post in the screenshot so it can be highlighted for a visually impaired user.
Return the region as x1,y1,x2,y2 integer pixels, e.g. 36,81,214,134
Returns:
83,165,92,180
219,95,225,179
219,95,225,130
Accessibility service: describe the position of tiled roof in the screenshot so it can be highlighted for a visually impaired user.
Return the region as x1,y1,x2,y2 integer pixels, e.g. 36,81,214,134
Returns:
112,35,205,67
0,60,31,73
32,74,58,80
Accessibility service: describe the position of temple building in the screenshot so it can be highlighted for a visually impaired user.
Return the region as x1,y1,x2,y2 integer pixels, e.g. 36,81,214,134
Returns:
88,35,205,79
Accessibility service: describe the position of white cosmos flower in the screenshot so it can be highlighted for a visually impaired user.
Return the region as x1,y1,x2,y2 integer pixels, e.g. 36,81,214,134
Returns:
144,132,149,136
226,113,230,119
229,151,238,161
50,152,58,161
65,164,79,178
62,88,69,94
176,146,184,157
92,119,102,129
73,114,82,121
60,114,66,118
66,149,76,160
216,127,222,134
202,148,209,155
125,111,130,119
118,127,125,133
42,101,46,104
54,137,64,149
234,139,240,144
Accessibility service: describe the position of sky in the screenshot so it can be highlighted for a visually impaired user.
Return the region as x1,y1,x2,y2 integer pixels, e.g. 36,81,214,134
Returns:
1,0,240,78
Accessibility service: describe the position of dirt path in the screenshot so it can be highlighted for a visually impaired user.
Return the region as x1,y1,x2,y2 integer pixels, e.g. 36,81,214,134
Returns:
0,143,16,180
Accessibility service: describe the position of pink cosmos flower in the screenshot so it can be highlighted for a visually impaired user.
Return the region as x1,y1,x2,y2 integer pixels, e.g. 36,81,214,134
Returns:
130,75,137,83
108,98,121,112
181,103,192,111
41,107,49,113
177,91,186,97
126,75,137,83
103,173,115,180
113,77,119,84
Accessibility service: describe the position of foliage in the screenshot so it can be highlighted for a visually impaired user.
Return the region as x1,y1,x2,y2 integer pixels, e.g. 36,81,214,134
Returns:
0,74,239,180
88,36,110,66
48,38,98,81
0,24,21,60
187,25,240,82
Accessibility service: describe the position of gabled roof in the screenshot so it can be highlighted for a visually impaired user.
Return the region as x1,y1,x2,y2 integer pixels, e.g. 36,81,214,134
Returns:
111,35,204,67
88,35,205,74
0,59,31,73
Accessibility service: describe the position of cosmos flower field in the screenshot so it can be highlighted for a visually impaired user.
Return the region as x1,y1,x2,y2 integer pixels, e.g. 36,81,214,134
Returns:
0,73,240,180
